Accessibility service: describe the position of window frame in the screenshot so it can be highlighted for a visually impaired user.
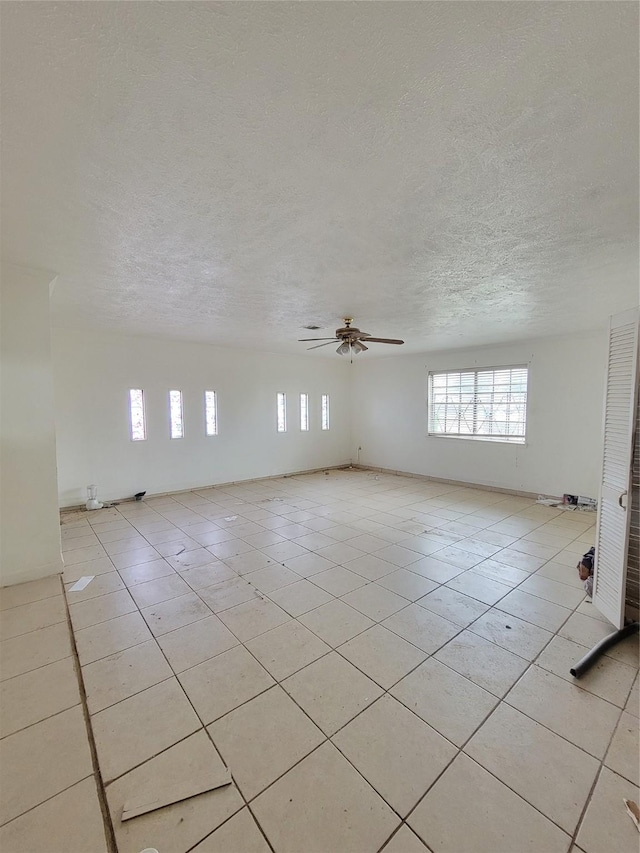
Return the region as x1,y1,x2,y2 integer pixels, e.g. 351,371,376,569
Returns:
205,390,218,437
300,393,310,432
427,364,529,445
169,389,185,439
321,394,330,431
276,392,287,433
128,388,147,442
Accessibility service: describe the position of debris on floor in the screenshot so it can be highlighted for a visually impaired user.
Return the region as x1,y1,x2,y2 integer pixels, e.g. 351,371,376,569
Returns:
536,494,597,512
563,493,598,510
121,767,231,821
46,468,634,851
60,508,89,524
624,799,640,831
67,575,95,592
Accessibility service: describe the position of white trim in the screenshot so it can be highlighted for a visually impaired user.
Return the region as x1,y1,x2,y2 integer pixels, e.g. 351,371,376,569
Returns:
427,433,525,445
1,561,63,588
428,362,529,376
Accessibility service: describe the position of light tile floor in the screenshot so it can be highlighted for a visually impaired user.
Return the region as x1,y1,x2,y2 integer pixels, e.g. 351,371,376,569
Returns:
1,469,638,852
0,577,110,851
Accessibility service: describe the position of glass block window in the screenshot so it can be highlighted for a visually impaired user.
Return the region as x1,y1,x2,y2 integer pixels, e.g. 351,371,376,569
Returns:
300,393,309,431
205,391,218,436
129,389,146,441
277,392,287,432
321,394,330,430
169,390,184,439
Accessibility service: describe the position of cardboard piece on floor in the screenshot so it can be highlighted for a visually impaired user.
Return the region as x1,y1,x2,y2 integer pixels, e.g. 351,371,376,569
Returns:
68,576,95,592
121,767,231,821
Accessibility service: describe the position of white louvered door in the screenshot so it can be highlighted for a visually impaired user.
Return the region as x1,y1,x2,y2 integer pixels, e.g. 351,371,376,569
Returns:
593,308,640,628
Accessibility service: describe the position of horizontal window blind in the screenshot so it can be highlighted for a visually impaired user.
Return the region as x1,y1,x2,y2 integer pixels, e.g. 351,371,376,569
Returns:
428,366,528,443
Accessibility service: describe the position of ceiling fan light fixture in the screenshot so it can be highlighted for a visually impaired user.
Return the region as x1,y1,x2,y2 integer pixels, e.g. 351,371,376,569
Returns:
301,318,404,355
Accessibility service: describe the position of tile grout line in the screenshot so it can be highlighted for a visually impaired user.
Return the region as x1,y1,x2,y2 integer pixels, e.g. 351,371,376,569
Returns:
131,585,278,853
330,563,616,845
59,574,118,853
111,529,418,846
89,531,284,850
73,604,242,848
0,776,101,833
400,591,630,845
567,669,636,848
77,508,611,774
58,472,620,851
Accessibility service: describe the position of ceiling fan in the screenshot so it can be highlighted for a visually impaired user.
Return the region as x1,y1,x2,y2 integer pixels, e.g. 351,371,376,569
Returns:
299,318,404,355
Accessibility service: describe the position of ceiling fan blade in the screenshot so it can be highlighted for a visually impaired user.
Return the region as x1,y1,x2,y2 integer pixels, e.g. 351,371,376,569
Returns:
307,340,339,350
363,337,405,345
298,337,337,342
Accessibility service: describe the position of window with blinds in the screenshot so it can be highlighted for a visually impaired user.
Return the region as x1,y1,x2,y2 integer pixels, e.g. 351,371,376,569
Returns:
428,366,528,444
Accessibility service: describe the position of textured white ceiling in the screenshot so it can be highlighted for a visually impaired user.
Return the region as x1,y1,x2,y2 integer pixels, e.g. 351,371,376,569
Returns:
1,2,638,355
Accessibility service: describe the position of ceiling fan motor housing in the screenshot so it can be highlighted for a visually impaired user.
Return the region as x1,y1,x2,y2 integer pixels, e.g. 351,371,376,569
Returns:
335,319,370,340
298,318,404,350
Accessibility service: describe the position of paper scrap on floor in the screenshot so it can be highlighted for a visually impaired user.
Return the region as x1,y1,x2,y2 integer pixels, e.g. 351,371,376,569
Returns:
68,576,95,592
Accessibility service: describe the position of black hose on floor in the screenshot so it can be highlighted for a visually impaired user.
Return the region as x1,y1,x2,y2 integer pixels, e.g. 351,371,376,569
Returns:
570,621,639,678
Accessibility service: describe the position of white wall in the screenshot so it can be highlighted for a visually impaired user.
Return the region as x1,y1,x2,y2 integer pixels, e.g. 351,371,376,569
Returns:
52,330,351,507
351,332,608,498
1,264,63,585
51,327,609,508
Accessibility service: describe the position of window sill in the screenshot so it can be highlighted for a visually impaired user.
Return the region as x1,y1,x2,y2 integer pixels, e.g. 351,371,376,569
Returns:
427,433,526,446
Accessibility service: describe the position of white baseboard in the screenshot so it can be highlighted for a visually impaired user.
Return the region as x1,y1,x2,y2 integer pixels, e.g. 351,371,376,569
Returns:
59,462,353,512
350,464,541,500
1,559,63,589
